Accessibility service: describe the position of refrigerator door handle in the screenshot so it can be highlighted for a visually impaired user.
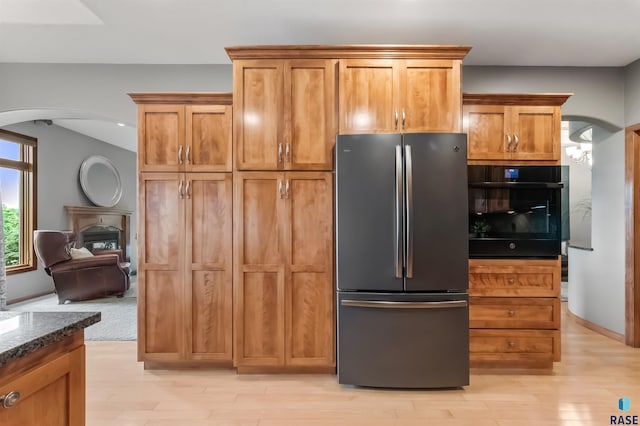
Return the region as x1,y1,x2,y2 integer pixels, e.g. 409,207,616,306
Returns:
395,145,403,278
405,144,414,278
341,300,468,309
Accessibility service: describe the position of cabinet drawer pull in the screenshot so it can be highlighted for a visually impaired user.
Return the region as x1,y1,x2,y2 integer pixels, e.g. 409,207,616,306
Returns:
508,341,515,348
1,391,21,408
507,278,515,285
178,180,184,199
508,309,515,317
285,143,291,162
402,109,406,129
178,145,183,164
185,146,191,164
513,134,519,152
395,111,399,129
506,134,512,152
278,180,284,199
278,143,283,163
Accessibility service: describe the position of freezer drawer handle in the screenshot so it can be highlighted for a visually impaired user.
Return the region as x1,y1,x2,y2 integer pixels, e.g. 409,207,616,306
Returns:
340,300,467,309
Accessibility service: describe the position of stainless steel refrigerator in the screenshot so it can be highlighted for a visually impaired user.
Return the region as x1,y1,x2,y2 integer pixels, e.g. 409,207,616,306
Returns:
336,132,469,388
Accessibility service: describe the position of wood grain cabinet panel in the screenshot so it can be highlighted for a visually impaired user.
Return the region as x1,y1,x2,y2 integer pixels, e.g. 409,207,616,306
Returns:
469,259,560,297
468,258,561,369
340,59,462,134
138,173,232,365
234,60,336,171
470,329,560,368
136,99,232,173
470,297,560,329
234,172,334,371
463,93,570,163
0,346,85,426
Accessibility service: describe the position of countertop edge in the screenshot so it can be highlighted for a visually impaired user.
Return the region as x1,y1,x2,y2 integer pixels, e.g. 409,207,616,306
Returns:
0,312,101,368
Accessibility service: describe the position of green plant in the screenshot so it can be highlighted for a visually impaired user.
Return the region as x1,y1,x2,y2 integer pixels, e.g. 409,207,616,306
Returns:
3,207,19,266
471,220,490,234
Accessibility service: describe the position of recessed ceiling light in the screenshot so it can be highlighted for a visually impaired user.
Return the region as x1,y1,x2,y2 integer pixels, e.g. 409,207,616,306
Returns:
116,122,125,127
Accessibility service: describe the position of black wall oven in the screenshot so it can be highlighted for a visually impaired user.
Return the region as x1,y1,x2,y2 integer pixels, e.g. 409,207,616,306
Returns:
468,166,562,258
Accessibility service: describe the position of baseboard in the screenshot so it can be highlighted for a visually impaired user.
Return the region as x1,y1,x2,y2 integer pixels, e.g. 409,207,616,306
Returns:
7,290,55,305
567,309,625,343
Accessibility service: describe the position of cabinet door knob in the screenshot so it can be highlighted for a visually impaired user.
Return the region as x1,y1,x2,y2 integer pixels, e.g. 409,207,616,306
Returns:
1,391,21,408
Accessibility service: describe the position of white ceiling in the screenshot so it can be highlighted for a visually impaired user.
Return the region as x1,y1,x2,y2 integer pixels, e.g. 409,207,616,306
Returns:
2,0,640,150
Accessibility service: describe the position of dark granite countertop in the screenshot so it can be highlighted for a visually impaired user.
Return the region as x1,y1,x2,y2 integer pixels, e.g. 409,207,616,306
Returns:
0,311,100,368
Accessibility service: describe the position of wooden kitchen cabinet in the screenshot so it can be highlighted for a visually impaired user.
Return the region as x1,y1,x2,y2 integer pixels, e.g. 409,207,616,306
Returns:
0,336,85,426
232,59,336,171
138,172,233,366
234,172,334,372
131,93,232,173
468,258,561,368
463,93,571,163
339,58,463,134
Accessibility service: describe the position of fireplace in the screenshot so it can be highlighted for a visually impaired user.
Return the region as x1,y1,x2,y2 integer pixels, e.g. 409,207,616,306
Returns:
65,205,133,261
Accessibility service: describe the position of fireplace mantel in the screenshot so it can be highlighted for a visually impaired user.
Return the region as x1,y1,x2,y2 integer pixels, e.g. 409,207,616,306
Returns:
64,205,133,261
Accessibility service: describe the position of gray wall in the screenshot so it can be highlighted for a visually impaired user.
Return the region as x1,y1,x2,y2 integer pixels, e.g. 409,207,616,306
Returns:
625,58,640,125
464,66,626,334
3,121,136,303
0,64,233,127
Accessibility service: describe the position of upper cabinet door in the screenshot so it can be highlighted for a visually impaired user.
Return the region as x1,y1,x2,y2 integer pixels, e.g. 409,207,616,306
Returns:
234,60,284,170
339,59,400,134
284,59,337,171
186,105,232,172
138,105,185,172
510,106,560,161
463,105,510,161
400,60,461,133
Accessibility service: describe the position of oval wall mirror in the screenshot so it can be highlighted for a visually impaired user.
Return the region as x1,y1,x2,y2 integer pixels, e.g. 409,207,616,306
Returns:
79,155,123,208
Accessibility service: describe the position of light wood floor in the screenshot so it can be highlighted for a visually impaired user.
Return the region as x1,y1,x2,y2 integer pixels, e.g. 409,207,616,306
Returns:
86,305,640,426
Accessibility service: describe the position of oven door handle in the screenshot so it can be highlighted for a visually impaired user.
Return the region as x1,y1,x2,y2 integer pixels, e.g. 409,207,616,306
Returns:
468,182,563,189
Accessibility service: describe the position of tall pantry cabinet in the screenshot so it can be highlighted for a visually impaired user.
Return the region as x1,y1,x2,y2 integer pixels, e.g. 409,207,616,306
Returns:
131,93,233,367
227,46,338,372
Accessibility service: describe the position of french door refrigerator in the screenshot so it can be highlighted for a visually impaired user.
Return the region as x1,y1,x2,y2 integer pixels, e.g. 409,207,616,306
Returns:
336,133,469,388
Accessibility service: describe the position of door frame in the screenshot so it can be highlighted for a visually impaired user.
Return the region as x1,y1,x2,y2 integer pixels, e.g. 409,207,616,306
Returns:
625,124,640,347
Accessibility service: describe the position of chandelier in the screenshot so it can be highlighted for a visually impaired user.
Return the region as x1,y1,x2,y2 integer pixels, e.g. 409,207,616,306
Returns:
565,143,592,166
565,125,592,167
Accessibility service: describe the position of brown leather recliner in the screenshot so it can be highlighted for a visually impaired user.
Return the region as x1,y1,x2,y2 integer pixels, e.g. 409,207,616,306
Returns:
34,230,130,304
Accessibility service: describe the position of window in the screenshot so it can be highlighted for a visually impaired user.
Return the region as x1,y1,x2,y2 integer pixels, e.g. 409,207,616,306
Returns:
0,129,37,274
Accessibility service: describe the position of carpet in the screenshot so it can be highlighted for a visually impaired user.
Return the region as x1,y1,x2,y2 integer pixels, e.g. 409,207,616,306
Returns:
10,279,137,341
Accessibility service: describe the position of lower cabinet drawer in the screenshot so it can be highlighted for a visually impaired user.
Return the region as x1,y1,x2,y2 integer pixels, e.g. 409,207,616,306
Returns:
469,329,560,368
469,297,560,329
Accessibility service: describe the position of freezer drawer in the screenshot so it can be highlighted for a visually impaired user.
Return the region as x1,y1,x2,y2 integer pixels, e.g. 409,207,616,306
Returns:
337,292,469,388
